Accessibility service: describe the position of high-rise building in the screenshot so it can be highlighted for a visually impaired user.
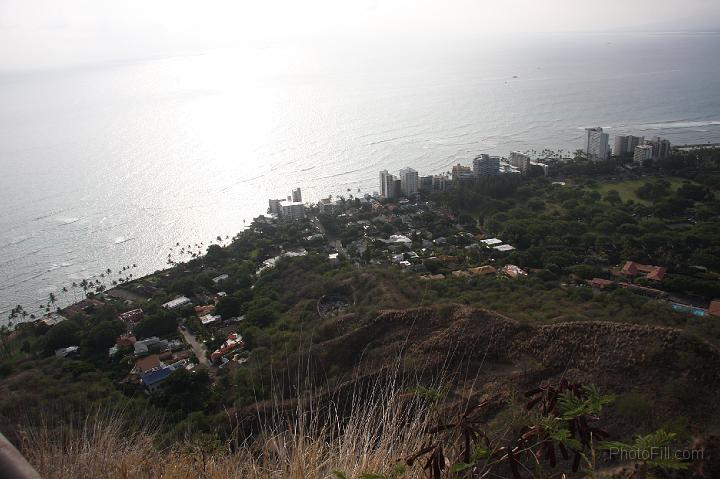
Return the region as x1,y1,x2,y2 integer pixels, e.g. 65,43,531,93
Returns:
432,175,448,191
292,188,302,203
419,176,433,193
451,164,474,181
613,136,628,157
268,199,282,216
627,135,644,153
399,167,419,196
613,135,645,157
585,127,609,161
473,154,500,176
379,170,399,199
509,152,531,172
633,144,653,164
393,179,402,199
645,137,671,161
279,200,305,220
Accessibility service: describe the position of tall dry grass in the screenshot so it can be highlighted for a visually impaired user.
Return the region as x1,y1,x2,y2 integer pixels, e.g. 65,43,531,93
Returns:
18,373,444,478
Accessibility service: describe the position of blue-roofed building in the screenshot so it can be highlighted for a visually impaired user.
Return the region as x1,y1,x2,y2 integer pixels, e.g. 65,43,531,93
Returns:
140,360,188,395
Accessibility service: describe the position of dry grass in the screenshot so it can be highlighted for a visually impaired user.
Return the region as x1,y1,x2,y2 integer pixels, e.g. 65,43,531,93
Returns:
18,374,441,479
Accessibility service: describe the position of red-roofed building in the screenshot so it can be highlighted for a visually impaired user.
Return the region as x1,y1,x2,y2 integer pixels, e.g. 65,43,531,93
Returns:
620,261,667,282
116,334,136,347
710,300,720,317
588,278,614,289
194,305,216,317
645,267,667,281
468,265,497,276
210,333,244,363
135,354,162,374
621,261,639,276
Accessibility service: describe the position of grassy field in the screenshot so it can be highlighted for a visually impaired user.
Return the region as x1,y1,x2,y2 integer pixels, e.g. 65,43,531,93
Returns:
586,177,687,205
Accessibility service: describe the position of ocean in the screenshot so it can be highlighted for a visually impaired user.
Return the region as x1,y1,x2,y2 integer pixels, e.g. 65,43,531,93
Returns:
1,32,720,322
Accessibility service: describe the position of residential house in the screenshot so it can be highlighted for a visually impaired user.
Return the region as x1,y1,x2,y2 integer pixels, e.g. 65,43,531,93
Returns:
194,304,215,317
38,313,68,327
118,308,144,323
116,333,137,347
467,266,497,276
480,238,503,247
162,296,191,309
141,360,188,395
55,346,80,358
134,337,169,355
135,354,162,374
200,314,221,326
501,265,528,279
211,333,244,363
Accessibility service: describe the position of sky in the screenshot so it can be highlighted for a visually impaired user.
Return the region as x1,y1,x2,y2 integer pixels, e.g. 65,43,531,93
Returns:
1,0,719,72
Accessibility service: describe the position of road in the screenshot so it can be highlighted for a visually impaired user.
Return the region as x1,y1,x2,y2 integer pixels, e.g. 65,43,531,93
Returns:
179,327,211,368
312,216,346,256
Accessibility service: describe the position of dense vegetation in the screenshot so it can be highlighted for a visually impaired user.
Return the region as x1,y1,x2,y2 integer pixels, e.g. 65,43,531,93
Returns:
1,147,719,477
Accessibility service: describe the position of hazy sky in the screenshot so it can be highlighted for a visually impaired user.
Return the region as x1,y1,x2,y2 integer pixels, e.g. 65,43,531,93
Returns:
1,0,719,71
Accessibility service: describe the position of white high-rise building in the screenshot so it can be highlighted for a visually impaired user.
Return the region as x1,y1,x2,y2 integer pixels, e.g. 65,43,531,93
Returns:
292,188,302,203
633,144,653,164
398,167,419,196
473,154,500,176
379,170,397,199
509,152,531,172
585,127,609,161
279,200,305,220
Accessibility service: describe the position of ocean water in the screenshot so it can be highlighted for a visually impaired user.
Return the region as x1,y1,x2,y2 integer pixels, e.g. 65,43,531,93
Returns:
1,32,720,321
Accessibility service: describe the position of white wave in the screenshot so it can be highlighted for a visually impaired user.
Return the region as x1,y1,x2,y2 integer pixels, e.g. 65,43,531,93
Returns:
56,216,80,225
637,120,720,130
114,236,135,244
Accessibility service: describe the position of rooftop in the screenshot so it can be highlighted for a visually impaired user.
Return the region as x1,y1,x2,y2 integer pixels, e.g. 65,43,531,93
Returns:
162,296,191,309
481,238,503,246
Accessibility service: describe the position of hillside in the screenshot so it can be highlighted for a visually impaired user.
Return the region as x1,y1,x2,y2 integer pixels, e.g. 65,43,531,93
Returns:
2,149,720,477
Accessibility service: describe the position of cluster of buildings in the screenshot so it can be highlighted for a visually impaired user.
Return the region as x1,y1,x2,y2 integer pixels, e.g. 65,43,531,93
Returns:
380,167,420,199
584,127,672,163
267,129,675,219
378,153,548,200
585,260,720,318
268,187,306,220
210,333,244,364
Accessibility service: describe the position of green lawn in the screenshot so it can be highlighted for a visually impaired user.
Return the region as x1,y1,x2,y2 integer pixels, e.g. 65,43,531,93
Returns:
586,177,687,205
